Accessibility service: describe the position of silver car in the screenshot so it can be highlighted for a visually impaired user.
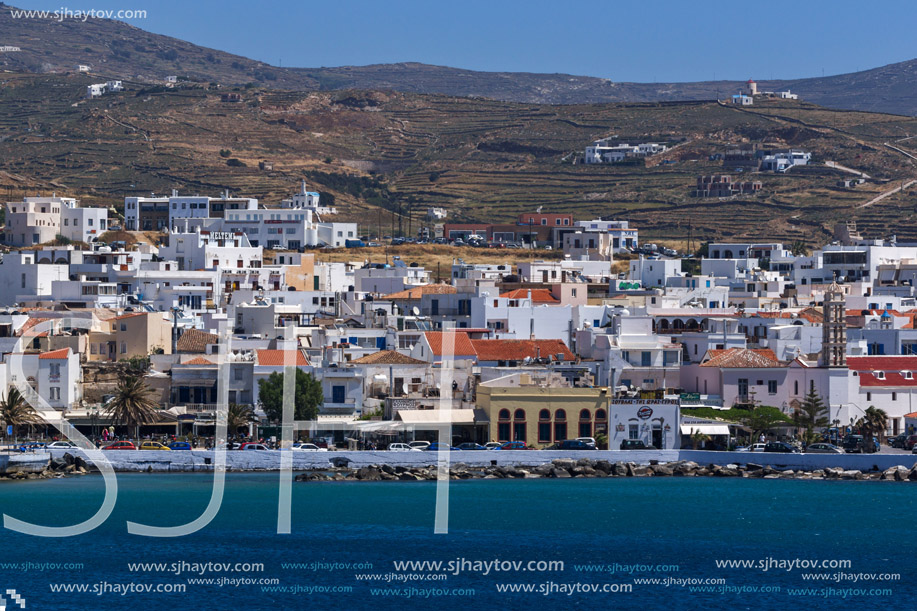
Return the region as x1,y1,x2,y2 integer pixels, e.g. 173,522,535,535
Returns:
804,443,844,454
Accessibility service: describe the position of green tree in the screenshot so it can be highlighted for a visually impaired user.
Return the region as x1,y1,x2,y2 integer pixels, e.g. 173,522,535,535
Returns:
104,376,160,440
741,405,791,441
793,388,830,445
855,406,888,452
0,387,39,441
690,428,711,450
257,369,323,422
227,403,256,435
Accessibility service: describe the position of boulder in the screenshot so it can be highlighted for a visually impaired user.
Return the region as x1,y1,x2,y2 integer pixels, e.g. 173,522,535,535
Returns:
355,467,382,481
613,462,628,477
552,468,572,478
651,464,673,476
552,458,577,471
594,460,613,474
576,458,596,467
632,466,653,476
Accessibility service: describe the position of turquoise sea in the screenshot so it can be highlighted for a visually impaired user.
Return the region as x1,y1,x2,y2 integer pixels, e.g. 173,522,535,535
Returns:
0,473,914,610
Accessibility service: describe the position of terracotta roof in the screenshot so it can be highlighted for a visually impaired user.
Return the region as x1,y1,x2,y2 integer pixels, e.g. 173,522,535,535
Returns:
256,349,310,367
39,348,70,360
423,331,476,358
176,328,219,353
752,308,822,324
701,348,781,368
904,412,917,419
381,284,457,300
499,289,559,304
847,356,917,371
350,350,427,365
183,356,215,366
19,317,51,337
112,312,147,321
470,339,575,362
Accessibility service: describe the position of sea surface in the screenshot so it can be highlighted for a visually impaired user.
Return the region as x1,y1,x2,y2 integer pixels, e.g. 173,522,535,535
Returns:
0,473,914,610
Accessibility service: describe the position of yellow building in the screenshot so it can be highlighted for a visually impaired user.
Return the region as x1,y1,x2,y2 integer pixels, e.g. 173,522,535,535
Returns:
88,312,172,361
476,382,681,449
476,385,609,448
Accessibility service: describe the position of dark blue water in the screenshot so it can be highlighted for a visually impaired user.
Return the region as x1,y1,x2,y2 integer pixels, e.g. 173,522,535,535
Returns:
0,474,914,610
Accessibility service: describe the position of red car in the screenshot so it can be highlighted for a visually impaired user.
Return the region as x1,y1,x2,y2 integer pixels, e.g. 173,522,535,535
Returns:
103,441,136,450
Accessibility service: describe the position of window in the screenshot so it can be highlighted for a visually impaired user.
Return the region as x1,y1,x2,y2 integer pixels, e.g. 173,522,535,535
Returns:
234,367,243,381
49,387,60,401
513,409,526,443
120,323,127,332
553,409,567,441
892,392,897,401
578,409,592,438
538,409,551,443
594,409,607,434
866,392,871,401
331,385,345,404
629,423,639,440
120,342,127,354
498,409,511,441
768,380,777,394
875,371,885,380
906,372,913,380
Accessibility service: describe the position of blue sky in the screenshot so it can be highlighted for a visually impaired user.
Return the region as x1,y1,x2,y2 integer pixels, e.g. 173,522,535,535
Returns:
15,0,917,81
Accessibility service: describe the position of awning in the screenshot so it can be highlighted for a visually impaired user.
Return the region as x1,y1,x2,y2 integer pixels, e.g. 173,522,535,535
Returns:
680,424,731,436
396,409,488,426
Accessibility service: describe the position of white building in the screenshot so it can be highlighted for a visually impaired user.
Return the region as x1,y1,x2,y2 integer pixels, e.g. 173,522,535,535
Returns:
280,181,336,216
3,196,107,247
573,220,638,252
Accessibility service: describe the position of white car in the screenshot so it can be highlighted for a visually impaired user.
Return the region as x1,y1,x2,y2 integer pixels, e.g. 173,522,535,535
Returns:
483,442,502,450
291,443,327,452
47,441,79,450
388,443,421,452
750,443,767,452
408,441,431,450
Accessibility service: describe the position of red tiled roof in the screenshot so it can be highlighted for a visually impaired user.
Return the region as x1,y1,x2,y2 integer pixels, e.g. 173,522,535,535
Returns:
752,308,822,323
39,348,70,360
19,317,51,338
176,329,219,353
183,357,215,366
470,339,575,362
499,289,559,304
847,356,917,371
701,348,781,368
848,356,917,387
256,349,310,367
904,412,917,419
381,284,457,300
350,350,427,365
112,312,147,321
424,331,476,358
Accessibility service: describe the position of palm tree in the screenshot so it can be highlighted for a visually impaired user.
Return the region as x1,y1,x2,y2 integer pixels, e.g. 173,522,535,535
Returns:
0,387,39,443
227,403,255,437
856,406,888,452
690,428,711,450
104,376,159,441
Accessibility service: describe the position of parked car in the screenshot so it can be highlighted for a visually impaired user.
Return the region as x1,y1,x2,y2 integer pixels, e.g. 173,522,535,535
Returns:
842,435,866,453
748,443,767,452
764,441,800,453
575,437,597,447
168,442,192,450
103,441,136,450
47,441,78,450
18,442,47,452
483,442,502,450
551,439,596,450
456,442,485,450
620,439,655,450
408,441,431,450
138,441,171,451
387,443,420,452
905,434,917,451
889,433,909,448
425,442,455,451
291,443,326,452
239,443,269,451
804,443,844,454
494,441,528,450
219,442,242,451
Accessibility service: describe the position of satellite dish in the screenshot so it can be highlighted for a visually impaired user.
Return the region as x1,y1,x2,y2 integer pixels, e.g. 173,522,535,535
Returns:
412,306,420,316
